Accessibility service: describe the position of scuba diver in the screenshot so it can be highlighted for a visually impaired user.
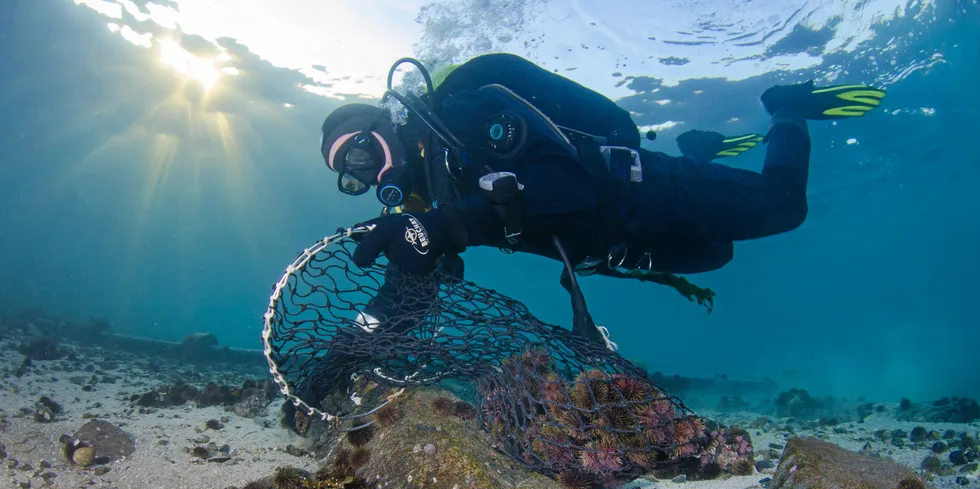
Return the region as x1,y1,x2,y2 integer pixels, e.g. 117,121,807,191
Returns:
284,53,884,433
321,53,884,316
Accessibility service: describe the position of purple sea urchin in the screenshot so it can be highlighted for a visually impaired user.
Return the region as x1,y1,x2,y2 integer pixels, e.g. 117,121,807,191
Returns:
600,406,635,430
673,418,696,444
480,349,714,484
578,438,623,476
612,375,649,402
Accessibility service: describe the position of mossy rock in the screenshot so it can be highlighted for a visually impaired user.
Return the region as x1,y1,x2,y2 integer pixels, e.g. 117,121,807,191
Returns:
771,437,934,489
315,388,559,489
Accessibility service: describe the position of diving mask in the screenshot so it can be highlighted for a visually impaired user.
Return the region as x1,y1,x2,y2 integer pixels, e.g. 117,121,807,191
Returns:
331,131,387,196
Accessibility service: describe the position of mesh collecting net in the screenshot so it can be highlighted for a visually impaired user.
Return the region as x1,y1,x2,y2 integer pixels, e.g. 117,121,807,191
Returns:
264,227,728,486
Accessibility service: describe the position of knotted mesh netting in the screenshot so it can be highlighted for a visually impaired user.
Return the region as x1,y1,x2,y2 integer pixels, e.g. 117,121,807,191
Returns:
264,227,717,486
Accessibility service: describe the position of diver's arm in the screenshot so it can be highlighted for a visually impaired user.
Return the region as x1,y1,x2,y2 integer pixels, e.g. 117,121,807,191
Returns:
452,192,508,249
451,157,601,255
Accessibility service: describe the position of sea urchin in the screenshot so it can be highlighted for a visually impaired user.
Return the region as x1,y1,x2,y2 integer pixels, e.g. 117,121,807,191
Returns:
374,402,401,428
432,395,456,416
271,466,306,489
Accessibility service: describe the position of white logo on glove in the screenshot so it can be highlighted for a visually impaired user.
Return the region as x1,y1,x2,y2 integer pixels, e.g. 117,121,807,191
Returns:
404,215,430,255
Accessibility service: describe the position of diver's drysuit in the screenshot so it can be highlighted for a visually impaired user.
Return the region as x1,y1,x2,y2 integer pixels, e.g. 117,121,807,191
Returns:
415,53,810,276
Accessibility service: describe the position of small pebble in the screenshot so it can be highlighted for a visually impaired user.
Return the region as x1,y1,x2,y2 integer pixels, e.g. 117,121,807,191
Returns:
671,475,686,483
412,444,422,454
423,444,437,455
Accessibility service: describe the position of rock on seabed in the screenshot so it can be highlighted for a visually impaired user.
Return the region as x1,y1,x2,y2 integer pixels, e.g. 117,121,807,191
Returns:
771,437,933,489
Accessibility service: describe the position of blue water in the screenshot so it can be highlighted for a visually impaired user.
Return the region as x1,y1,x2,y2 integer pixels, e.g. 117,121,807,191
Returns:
1,0,977,406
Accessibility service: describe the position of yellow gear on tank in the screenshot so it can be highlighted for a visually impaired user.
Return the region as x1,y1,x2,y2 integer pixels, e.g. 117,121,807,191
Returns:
391,192,431,214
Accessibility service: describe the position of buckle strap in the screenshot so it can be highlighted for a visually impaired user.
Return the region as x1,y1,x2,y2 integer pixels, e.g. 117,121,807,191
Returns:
479,172,525,249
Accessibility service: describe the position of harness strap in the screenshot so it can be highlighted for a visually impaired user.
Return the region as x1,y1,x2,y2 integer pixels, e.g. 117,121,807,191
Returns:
573,140,635,259
479,172,525,250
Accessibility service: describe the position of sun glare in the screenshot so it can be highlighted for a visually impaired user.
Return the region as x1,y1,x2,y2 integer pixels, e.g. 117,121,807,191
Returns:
157,40,222,92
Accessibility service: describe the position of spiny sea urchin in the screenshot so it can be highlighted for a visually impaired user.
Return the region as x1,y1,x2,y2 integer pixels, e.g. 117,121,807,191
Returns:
271,466,306,489
551,408,585,435
571,371,612,409
578,438,623,476
651,399,676,418
599,406,635,430
373,402,401,428
673,417,697,444
635,405,664,428
544,440,576,465
345,424,375,447
331,447,352,470
557,470,595,489
241,480,269,489
672,442,699,459
432,395,456,416
520,348,551,373
350,447,370,468
612,375,650,403
541,374,571,404
643,426,671,446
690,416,706,438
482,389,509,426
625,446,657,469
731,458,754,476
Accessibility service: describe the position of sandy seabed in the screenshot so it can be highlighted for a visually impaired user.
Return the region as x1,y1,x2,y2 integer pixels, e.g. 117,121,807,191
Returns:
0,334,977,489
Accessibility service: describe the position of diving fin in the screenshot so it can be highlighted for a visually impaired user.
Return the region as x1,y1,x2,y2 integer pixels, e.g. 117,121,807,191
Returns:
676,129,765,163
761,80,886,120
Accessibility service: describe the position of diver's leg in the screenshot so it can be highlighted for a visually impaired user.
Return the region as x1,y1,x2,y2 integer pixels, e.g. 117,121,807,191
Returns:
629,122,810,245
645,241,734,275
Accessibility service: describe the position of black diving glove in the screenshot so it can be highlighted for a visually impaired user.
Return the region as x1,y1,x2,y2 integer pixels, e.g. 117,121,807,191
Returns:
351,211,455,275
761,80,886,120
